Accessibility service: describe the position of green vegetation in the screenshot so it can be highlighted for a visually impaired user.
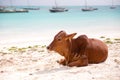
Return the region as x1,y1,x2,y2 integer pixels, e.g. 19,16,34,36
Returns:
18,48,27,53
101,37,113,44
6,45,46,53
114,38,120,41
114,38,120,43
28,46,32,48
33,45,40,48
104,40,113,44
100,36,105,38
106,38,110,40
103,38,120,44
41,45,46,48
100,36,112,44
8,46,18,52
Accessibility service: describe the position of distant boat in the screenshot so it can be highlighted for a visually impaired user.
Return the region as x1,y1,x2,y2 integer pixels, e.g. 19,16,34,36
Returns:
49,0,68,13
50,7,68,12
0,0,28,13
110,0,116,9
82,0,98,11
15,8,29,13
23,0,40,10
23,7,40,10
0,7,28,13
0,8,28,13
82,7,98,11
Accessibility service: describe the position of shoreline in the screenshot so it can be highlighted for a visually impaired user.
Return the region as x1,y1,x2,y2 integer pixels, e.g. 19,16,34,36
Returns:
0,27,120,48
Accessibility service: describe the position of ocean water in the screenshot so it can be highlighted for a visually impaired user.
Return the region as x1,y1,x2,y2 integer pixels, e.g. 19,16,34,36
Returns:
0,6,120,44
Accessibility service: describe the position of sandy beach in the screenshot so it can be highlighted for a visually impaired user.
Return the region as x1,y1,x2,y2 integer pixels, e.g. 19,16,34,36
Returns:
0,34,120,80
0,1,120,79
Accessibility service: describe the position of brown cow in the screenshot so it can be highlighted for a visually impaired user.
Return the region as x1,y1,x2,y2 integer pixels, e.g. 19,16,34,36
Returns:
47,31,108,67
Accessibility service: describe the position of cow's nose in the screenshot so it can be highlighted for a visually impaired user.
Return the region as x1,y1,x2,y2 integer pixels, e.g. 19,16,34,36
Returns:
47,46,50,49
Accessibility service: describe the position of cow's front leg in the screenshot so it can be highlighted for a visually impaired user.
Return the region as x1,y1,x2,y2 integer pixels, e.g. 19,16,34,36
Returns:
68,55,88,67
57,59,66,65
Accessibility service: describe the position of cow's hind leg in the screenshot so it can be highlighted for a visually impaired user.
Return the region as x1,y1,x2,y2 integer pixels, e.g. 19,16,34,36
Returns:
68,55,88,67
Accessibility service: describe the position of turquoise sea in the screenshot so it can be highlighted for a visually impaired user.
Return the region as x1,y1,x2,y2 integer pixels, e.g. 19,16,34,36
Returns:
0,6,120,43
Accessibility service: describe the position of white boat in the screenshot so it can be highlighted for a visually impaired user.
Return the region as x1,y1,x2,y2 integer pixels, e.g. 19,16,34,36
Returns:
110,0,116,9
23,7,40,10
0,0,28,13
15,8,29,13
50,7,68,12
82,7,98,11
0,8,28,13
49,0,68,12
23,0,40,10
82,0,98,11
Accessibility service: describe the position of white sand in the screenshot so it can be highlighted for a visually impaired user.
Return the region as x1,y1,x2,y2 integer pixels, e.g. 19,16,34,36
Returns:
0,39,120,80
0,29,120,80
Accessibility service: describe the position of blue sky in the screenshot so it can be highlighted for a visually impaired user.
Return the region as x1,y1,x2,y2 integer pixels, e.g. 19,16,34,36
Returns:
0,0,120,6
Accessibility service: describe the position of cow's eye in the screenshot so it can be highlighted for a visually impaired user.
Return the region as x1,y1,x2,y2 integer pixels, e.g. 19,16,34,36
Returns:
58,38,61,41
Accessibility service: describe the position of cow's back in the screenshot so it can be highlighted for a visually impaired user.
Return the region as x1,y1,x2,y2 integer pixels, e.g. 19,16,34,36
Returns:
86,38,108,63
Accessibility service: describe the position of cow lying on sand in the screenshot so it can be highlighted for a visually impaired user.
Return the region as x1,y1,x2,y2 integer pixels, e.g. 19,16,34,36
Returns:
47,31,108,67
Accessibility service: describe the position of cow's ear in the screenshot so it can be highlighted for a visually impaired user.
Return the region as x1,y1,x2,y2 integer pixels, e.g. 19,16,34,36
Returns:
65,33,77,40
